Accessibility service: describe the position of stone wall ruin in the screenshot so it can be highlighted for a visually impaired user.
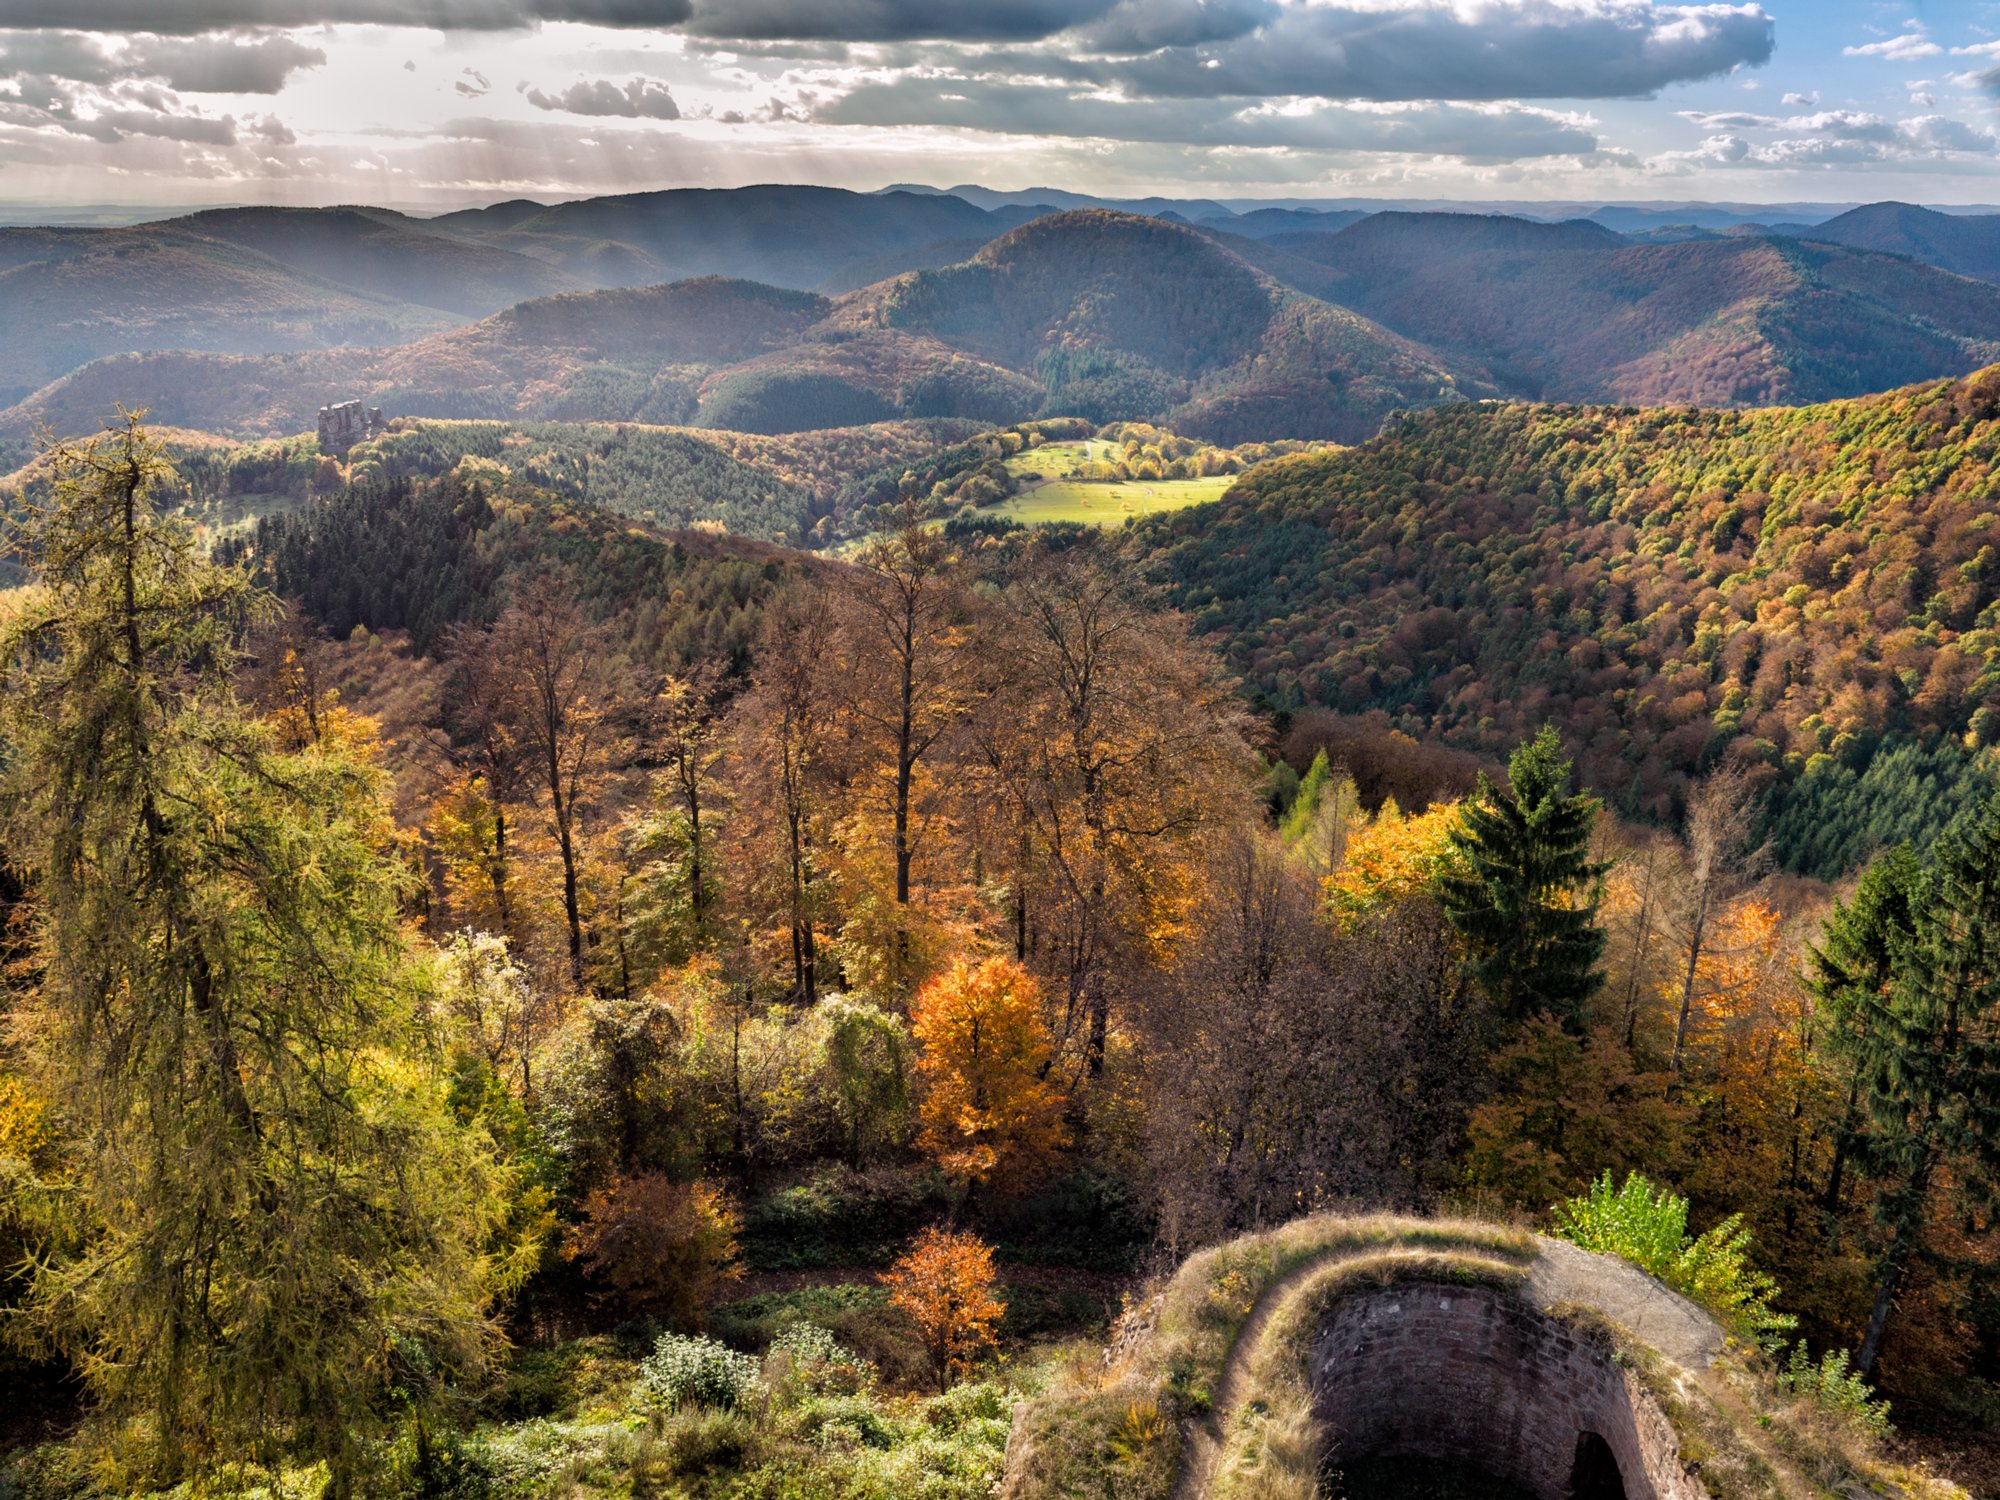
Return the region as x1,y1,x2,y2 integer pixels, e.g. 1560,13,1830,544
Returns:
1307,1283,1703,1500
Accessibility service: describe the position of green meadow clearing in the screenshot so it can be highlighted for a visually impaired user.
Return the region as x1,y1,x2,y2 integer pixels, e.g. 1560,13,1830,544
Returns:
992,473,1238,525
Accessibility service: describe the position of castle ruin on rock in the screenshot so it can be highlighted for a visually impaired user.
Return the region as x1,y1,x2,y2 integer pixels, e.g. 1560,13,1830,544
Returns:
317,400,385,456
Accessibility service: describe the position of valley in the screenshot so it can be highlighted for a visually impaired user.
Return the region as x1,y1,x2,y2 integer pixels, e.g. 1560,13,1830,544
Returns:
6,173,2000,1500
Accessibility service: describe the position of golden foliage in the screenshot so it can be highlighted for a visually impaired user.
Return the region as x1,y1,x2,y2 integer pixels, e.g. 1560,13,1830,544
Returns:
1322,799,1468,922
911,956,1068,1187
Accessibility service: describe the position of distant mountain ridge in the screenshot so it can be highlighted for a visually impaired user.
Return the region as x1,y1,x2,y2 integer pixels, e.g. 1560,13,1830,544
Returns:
1799,202,2000,284
1254,213,2000,405
0,212,1482,443
8,188,2000,441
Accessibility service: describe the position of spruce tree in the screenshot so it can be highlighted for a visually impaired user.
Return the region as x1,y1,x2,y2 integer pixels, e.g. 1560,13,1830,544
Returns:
0,420,522,1492
1440,726,1608,1026
1806,845,1921,1218
1834,799,2000,1376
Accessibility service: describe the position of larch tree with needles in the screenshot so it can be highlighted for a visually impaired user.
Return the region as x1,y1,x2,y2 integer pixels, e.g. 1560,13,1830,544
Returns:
0,419,525,1495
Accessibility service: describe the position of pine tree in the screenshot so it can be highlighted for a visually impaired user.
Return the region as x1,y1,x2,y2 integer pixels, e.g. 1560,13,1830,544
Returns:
1835,799,2000,1376
1440,726,1608,1026
0,419,521,1493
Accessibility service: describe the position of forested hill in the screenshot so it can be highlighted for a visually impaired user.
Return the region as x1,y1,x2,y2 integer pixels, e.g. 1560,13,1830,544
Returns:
1136,366,2000,845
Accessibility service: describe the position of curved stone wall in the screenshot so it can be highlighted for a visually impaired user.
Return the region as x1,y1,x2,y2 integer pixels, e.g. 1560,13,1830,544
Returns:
1306,1283,1703,1500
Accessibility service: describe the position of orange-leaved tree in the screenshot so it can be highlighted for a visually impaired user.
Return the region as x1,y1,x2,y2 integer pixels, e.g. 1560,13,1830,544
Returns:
911,957,1067,1188
884,1227,1005,1391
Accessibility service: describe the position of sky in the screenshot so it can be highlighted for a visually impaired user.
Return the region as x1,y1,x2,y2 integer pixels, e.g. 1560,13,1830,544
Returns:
0,0,1997,211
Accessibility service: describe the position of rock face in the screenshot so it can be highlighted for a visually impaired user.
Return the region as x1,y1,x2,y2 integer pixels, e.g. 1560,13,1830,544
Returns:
1307,1282,1703,1500
317,399,384,455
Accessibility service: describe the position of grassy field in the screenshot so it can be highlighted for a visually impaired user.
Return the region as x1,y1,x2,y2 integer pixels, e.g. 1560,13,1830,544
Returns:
1002,440,1120,482
993,473,1237,526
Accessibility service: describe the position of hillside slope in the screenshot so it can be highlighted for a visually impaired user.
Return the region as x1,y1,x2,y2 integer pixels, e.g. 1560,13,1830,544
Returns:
0,228,455,405
1136,366,2000,816
1,214,1482,443
172,205,586,314
1801,202,2000,284
0,278,836,436
835,210,1486,442
1267,213,2000,403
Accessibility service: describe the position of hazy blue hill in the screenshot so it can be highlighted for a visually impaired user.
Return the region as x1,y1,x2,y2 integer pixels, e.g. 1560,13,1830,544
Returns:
1266,214,2000,404
1,213,1477,444
423,197,554,235
838,209,1484,441
1195,207,1370,238
817,236,998,294
1800,202,2000,284
172,205,585,314
0,231,453,406
477,184,1018,290
0,277,837,437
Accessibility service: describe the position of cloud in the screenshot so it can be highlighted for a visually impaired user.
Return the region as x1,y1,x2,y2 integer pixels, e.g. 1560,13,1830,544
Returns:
1843,29,1941,62
0,29,325,92
821,76,1598,157
0,0,693,33
682,0,1118,41
133,34,326,92
1666,103,1999,167
525,75,681,118
1094,2,1775,103
1071,0,1274,49
1781,90,1816,106
456,67,490,96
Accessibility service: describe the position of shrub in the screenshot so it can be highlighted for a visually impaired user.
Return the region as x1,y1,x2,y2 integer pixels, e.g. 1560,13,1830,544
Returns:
1552,1172,1794,1345
767,1321,871,1398
1777,1344,1892,1438
634,1332,762,1412
383,1413,497,1500
565,1172,742,1321
653,1406,759,1475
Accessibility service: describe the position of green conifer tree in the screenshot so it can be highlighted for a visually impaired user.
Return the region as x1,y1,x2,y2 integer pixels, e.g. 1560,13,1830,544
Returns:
0,419,524,1493
1440,726,1608,1026
1832,799,2000,1376
1806,845,1922,1218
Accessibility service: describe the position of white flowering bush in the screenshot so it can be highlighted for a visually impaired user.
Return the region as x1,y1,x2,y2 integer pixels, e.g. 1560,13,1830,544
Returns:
635,1332,762,1412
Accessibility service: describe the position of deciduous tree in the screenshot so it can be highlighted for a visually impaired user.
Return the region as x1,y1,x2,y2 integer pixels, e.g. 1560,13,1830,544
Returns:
883,1227,1005,1392
911,956,1067,1189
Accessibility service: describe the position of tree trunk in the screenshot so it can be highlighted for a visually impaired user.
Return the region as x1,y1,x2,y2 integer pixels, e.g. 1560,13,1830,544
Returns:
556,809,584,987
1822,1078,1862,1214
1859,1200,1922,1377
490,802,514,938
1668,896,1708,1082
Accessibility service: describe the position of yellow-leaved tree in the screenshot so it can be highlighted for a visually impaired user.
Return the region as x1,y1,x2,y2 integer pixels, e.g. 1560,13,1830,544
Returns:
911,956,1068,1190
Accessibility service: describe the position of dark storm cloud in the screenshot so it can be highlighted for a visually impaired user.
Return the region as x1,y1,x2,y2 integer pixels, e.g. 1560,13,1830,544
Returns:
1075,0,1275,50
0,0,692,34
525,74,679,116
821,76,1598,157
682,0,1119,42
1100,2,1776,102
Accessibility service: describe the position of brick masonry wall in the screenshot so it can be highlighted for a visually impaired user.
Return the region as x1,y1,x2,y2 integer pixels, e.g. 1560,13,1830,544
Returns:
1306,1284,1706,1500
